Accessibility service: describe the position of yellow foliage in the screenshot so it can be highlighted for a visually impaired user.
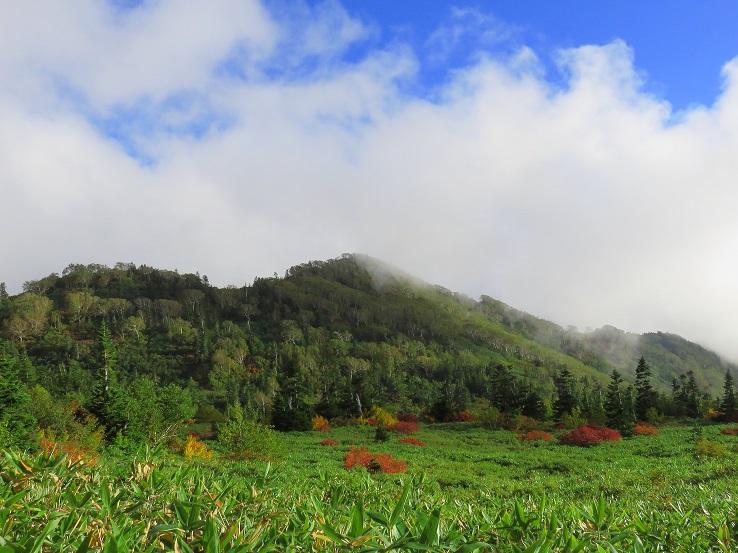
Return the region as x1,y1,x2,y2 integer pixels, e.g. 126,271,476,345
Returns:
359,405,397,427
312,414,330,431
183,435,212,459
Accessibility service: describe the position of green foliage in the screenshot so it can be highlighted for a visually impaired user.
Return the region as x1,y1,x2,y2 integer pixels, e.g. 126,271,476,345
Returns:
0,341,35,447
217,401,286,460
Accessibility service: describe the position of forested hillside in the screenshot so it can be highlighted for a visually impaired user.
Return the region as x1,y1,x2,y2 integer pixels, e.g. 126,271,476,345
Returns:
1,254,736,446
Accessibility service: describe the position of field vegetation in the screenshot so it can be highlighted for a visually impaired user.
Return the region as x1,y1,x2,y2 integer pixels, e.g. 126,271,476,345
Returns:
3,421,738,551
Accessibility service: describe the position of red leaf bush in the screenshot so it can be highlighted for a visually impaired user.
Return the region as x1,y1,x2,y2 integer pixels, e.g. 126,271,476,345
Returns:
446,410,475,422
387,421,420,434
344,446,407,474
399,438,426,447
633,423,659,436
560,425,621,447
319,439,339,446
397,413,419,423
720,427,738,436
519,430,553,442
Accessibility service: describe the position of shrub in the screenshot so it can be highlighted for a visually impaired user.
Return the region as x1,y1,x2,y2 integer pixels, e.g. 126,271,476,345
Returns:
387,421,420,434
560,425,621,447
695,436,726,458
319,439,339,446
559,407,588,429
344,446,407,474
374,426,389,443
447,410,475,423
399,438,426,447
183,434,213,459
520,430,553,442
217,402,285,461
397,413,419,423
633,423,659,436
359,406,397,427
312,414,331,431
720,427,738,436
37,430,100,465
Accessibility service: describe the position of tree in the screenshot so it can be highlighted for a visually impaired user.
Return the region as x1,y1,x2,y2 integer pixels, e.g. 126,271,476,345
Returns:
86,322,127,440
0,341,36,446
634,357,656,421
553,369,577,421
605,369,633,435
720,370,738,420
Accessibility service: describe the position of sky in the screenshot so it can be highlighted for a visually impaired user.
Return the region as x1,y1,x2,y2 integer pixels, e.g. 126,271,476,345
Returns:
3,1,738,360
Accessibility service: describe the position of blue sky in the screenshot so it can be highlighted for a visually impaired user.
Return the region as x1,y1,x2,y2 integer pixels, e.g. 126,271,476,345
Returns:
307,0,738,110
3,1,738,360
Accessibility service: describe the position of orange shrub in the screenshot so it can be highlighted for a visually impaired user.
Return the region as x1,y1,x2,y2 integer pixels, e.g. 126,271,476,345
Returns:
519,430,553,442
399,438,426,447
633,423,659,436
319,439,339,446
312,414,331,431
720,427,738,436
37,431,100,466
344,446,407,474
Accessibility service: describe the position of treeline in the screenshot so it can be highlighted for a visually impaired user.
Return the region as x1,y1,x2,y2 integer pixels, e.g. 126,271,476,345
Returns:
1,256,737,449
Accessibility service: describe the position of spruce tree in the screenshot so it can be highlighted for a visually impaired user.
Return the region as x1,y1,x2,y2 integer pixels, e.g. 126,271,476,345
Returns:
720,370,738,420
605,369,633,435
553,368,577,420
634,357,656,421
87,321,128,440
0,341,36,446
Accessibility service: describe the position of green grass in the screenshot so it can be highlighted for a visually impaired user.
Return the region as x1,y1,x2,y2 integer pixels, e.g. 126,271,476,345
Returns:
4,423,738,551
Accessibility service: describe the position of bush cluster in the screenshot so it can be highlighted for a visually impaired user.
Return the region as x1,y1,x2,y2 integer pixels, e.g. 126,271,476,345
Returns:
633,423,659,436
344,446,407,474
312,414,331,431
719,427,738,436
319,438,339,446
397,413,419,423
399,438,426,447
519,430,553,442
560,425,621,447
182,434,213,459
387,421,420,434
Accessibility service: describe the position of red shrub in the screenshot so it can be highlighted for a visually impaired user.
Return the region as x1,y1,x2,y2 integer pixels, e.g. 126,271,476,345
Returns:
560,425,621,447
397,413,419,423
387,421,420,434
520,430,553,442
399,438,426,447
344,446,408,474
319,439,339,446
446,410,475,423
633,423,659,436
720,427,738,436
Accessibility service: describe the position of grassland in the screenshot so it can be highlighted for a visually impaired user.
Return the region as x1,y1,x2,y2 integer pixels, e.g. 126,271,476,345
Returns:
3,422,738,551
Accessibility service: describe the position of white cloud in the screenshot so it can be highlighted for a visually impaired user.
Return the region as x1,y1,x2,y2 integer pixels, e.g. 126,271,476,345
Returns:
2,2,738,362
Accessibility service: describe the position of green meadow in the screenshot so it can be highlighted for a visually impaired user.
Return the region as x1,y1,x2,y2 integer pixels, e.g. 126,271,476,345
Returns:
4,422,738,552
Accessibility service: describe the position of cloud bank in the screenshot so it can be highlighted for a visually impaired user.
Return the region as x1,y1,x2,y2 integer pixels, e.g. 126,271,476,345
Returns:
3,1,738,360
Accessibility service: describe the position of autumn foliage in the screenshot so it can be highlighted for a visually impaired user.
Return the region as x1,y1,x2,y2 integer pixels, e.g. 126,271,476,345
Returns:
720,427,738,436
387,421,420,434
560,425,621,447
183,434,213,459
319,438,339,446
399,438,426,447
519,430,553,442
312,414,331,431
633,423,659,436
344,446,407,474
397,413,419,423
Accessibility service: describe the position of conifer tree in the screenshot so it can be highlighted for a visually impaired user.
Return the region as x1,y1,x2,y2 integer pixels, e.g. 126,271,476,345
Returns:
553,368,577,420
0,342,36,446
634,356,656,421
605,369,633,435
87,321,128,440
720,370,738,420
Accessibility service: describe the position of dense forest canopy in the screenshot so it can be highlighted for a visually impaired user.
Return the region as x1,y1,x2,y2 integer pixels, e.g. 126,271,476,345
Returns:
1,254,736,445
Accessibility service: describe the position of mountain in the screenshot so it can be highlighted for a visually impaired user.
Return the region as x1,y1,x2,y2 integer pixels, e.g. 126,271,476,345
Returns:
1,254,734,424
